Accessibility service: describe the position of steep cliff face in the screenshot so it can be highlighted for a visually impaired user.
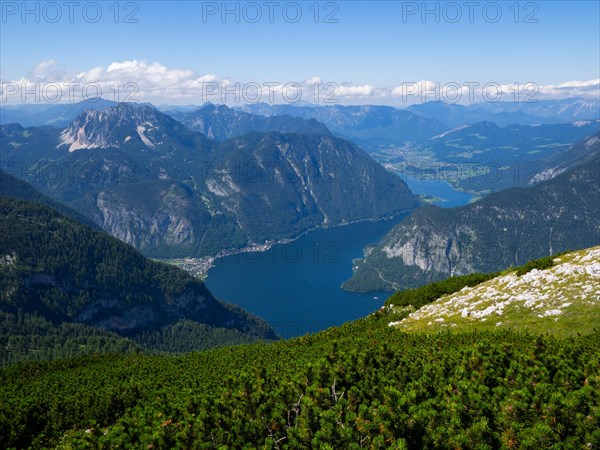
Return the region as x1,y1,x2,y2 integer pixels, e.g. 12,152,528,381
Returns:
1,104,419,258
74,133,419,257
343,144,600,292
381,222,478,275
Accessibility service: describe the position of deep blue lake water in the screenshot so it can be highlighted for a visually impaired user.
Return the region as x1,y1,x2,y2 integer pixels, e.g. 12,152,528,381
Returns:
205,216,407,338
205,177,473,338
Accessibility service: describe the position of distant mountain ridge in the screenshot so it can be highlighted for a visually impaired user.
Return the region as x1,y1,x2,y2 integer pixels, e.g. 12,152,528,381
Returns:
472,97,600,122
170,103,331,140
237,103,449,151
406,101,548,128
2,96,597,130
0,98,117,127
406,98,600,128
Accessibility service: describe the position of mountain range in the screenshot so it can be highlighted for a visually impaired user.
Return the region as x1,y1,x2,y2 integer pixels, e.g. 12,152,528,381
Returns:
0,98,117,127
406,97,600,128
1,103,419,258
2,99,600,449
374,120,600,196
343,136,600,292
3,97,597,137
406,101,548,128
237,103,449,151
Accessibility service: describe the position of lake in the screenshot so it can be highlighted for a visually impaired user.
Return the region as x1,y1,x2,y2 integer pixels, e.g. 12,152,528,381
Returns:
205,216,407,338
206,178,473,338
403,174,474,208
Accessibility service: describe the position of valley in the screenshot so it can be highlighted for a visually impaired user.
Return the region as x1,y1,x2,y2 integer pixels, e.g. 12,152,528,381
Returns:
2,1,600,447
1,96,599,448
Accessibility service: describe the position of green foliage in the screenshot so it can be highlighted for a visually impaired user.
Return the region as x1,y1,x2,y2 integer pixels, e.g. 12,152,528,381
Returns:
385,272,493,309
1,311,598,448
0,310,144,367
514,254,557,276
136,319,271,353
0,169,99,228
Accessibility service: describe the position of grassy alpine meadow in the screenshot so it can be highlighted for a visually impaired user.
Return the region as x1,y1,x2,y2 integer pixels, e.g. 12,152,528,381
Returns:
389,247,600,337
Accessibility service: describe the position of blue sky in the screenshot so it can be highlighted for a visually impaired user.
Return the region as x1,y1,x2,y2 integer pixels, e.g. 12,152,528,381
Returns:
1,1,599,104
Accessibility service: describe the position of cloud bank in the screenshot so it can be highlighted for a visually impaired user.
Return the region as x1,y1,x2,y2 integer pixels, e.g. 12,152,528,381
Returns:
1,60,598,106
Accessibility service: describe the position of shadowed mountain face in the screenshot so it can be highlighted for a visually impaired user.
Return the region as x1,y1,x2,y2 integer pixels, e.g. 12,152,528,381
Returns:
1,103,419,258
0,168,99,228
343,137,600,292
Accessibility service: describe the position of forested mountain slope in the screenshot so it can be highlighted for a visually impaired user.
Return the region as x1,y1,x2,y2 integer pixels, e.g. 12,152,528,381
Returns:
0,197,276,365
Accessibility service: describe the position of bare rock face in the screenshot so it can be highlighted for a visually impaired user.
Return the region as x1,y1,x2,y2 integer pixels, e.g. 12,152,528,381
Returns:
382,224,477,275
57,103,191,152
75,286,210,332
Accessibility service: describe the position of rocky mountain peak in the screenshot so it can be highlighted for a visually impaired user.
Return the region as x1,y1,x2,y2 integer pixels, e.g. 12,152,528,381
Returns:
57,103,188,152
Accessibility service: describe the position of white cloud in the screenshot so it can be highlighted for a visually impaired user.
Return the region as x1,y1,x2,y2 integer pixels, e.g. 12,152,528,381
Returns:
28,59,70,82
538,79,600,97
390,79,600,104
1,60,599,106
337,84,376,97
